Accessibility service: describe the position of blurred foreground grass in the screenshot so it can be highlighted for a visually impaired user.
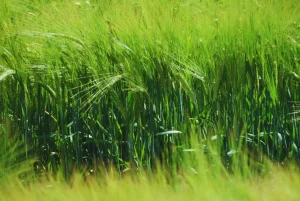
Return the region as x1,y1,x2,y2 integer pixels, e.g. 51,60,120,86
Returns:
1,134,299,201
0,162,300,201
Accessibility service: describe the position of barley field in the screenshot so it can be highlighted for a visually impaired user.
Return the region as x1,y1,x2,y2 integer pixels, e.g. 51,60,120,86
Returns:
0,0,300,200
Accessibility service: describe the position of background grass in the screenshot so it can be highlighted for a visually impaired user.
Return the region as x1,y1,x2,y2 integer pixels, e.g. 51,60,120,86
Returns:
0,0,299,182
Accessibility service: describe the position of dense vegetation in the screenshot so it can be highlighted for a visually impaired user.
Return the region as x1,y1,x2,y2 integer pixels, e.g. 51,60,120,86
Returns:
0,0,299,186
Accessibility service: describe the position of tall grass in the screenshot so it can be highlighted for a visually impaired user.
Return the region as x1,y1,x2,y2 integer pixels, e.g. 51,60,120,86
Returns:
0,0,299,178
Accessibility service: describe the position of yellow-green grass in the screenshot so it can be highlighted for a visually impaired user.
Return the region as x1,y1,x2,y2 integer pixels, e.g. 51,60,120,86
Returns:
0,161,300,201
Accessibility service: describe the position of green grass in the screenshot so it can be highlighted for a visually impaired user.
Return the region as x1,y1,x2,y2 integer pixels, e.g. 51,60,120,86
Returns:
2,175,299,201
0,0,300,196
1,145,300,201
